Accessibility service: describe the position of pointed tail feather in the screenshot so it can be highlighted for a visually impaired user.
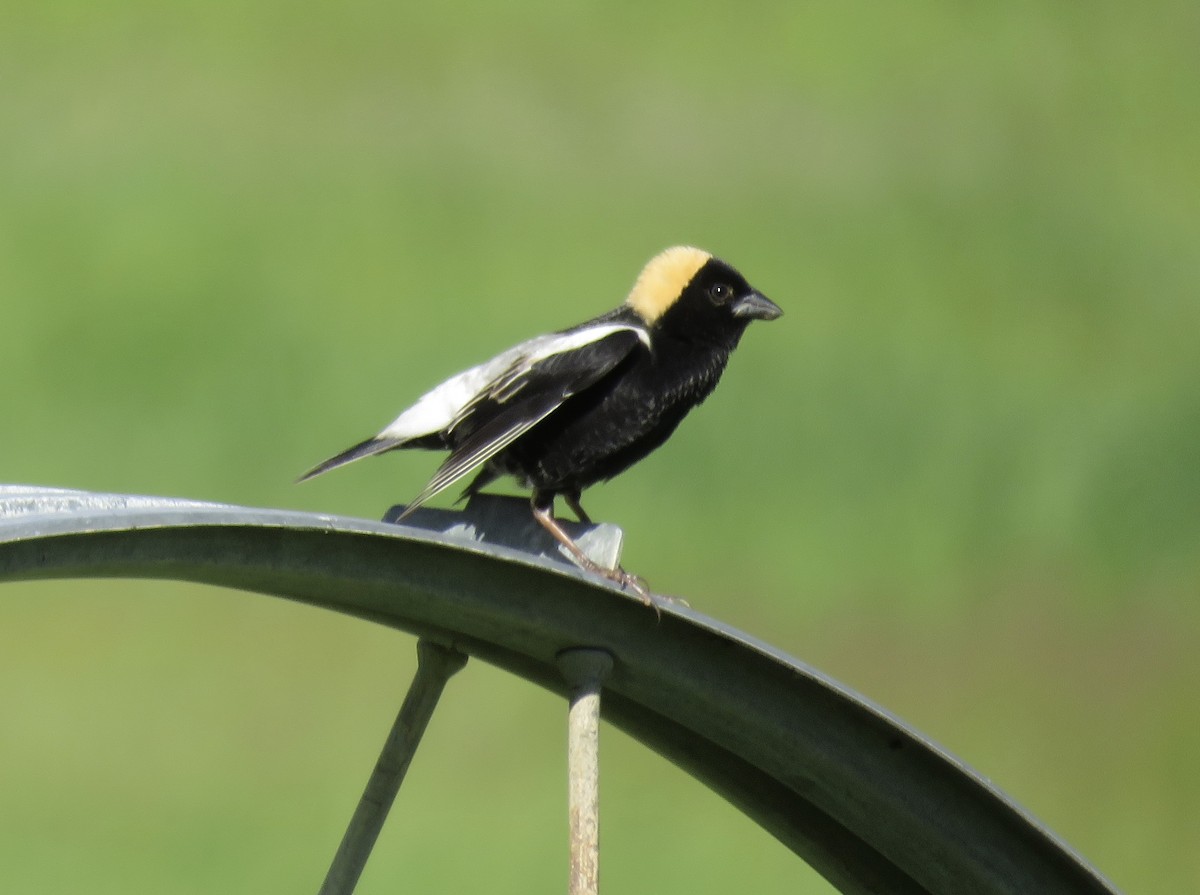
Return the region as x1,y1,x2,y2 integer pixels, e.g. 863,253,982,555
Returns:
296,436,405,483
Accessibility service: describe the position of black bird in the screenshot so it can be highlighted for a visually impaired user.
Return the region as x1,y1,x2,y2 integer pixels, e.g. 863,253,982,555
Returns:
299,246,782,594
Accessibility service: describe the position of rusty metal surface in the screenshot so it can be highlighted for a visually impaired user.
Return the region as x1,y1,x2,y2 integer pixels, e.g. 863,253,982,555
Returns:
0,485,1120,895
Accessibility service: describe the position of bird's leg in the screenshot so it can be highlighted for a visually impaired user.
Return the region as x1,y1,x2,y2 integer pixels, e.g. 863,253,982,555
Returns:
531,491,604,573
563,490,592,524
531,491,653,607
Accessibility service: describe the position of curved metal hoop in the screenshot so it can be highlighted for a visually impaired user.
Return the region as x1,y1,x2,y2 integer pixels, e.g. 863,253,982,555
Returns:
0,485,1118,895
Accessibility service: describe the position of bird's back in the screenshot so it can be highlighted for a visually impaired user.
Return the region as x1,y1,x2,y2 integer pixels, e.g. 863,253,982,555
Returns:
486,330,734,492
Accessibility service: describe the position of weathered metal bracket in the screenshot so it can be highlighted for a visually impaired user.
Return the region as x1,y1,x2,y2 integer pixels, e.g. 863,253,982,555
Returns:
0,485,1121,895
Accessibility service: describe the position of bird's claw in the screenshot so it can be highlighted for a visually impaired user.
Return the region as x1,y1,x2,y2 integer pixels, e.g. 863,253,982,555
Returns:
652,592,690,608
597,566,662,616
618,569,652,603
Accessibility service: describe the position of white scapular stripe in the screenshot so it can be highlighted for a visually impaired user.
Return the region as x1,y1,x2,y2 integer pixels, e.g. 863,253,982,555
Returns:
379,323,647,442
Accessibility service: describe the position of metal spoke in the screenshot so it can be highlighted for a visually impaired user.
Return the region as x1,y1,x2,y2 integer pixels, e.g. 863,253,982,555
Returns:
318,639,468,895
557,649,614,895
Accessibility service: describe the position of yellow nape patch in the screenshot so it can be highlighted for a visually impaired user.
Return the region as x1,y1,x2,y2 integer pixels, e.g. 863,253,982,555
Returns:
626,246,711,324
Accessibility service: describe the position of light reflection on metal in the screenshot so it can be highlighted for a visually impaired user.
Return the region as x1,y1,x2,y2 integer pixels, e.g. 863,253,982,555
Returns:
0,485,1121,895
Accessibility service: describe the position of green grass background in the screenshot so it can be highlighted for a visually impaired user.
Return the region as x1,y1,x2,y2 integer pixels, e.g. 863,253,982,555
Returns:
2,2,1198,891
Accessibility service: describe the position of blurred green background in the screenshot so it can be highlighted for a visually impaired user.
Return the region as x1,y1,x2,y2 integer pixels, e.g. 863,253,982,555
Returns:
2,1,1197,891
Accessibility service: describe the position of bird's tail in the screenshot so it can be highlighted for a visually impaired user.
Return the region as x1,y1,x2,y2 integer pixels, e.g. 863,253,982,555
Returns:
296,436,406,483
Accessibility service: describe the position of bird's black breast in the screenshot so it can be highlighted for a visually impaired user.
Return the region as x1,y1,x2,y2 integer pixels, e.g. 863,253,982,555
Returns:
496,337,734,492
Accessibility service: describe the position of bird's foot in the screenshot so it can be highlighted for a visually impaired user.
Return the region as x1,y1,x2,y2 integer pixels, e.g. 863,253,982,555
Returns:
595,565,671,617
611,567,651,604
649,591,690,609
607,571,690,610
530,494,664,614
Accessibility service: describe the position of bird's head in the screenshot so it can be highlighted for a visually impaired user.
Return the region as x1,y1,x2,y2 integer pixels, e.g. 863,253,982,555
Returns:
625,246,781,344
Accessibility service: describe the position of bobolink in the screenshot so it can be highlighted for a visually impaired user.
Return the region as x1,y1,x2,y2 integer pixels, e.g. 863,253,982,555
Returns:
300,246,781,595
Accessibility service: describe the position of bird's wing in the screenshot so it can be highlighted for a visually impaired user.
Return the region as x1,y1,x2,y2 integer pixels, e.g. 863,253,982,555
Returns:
381,323,646,441
393,325,647,518
393,392,565,518
298,323,646,483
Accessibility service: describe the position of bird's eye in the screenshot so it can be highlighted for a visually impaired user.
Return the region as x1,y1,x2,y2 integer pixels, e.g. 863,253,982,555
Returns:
708,283,731,303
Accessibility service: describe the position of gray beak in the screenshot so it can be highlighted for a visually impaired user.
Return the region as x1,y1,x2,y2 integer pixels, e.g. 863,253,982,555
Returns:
732,291,783,321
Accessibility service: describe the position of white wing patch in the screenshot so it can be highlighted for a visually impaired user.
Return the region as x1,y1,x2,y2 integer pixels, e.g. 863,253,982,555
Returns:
378,323,648,442
393,401,563,521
